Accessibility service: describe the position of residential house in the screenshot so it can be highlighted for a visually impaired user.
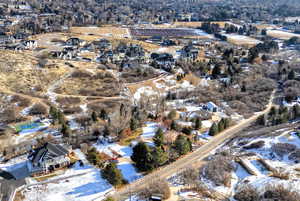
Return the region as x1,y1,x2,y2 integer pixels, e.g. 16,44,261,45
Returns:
93,39,112,51
178,13,193,22
151,52,175,66
295,24,300,33
51,47,77,60
27,143,71,176
15,40,37,51
180,44,200,62
0,35,10,46
13,32,28,41
161,39,176,46
66,37,85,47
96,50,114,63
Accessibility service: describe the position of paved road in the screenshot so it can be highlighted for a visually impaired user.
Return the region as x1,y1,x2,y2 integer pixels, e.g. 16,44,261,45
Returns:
111,92,275,199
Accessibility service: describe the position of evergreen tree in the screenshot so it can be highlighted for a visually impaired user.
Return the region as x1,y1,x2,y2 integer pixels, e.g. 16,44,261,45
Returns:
280,113,289,124
212,64,221,78
268,106,277,118
194,118,202,130
174,135,191,155
103,197,115,201
168,110,177,120
278,105,288,115
170,120,178,131
288,69,295,80
241,83,247,92
131,142,154,171
49,105,58,119
224,118,230,128
261,54,268,61
182,127,192,135
209,123,219,136
153,128,164,147
257,114,266,126
103,126,110,137
49,106,66,125
293,105,300,119
57,111,66,125
86,148,102,166
130,117,139,131
152,147,168,168
61,123,70,138
218,119,225,132
91,111,98,122
99,109,108,120
101,162,126,186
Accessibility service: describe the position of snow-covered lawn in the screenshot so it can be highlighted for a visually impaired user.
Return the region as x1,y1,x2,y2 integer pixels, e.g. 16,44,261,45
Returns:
141,122,159,140
93,142,133,159
117,162,142,182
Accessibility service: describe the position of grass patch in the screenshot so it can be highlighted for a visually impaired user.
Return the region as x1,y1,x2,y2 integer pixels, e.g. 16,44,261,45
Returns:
119,128,143,146
34,173,58,182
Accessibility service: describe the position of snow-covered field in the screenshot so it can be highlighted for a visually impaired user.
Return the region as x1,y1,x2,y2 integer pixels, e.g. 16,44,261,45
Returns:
225,34,261,46
133,86,157,100
23,163,112,201
267,30,300,40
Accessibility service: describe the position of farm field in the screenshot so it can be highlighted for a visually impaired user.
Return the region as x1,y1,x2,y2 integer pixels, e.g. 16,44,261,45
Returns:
130,28,209,38
155,21,241,29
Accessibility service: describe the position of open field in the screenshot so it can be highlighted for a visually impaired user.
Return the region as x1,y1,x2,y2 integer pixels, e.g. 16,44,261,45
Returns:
54,70,121,97
253,24,279,30
70,26,130,39
267,30,300,40
0,50,69,94
225,34,261,47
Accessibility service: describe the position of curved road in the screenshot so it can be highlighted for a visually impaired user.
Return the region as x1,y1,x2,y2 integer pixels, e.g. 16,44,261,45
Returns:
111,91,275,199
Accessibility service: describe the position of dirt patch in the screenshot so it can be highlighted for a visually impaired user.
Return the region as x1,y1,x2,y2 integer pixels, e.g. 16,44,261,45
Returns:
70,26,130,39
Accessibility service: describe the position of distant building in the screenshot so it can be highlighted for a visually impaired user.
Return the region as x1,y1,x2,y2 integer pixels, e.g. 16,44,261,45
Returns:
205,102,219,112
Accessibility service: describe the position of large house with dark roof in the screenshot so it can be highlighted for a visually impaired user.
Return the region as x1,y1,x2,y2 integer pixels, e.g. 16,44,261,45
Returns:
27,143,71,176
